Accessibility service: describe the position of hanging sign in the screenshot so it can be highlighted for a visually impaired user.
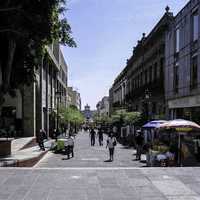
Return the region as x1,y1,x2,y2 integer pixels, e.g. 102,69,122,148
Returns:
175,127,192,132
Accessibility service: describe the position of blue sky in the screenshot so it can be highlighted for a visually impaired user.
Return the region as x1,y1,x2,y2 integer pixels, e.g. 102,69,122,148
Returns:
62,0,188,110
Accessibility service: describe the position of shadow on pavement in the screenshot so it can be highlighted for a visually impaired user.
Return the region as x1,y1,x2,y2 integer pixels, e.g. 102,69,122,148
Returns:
62,157,70,160
104,159,112,162
119,146,134,149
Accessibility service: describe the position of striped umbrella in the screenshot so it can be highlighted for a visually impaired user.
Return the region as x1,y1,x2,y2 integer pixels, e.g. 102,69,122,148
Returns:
158,119,200,166
159,119,200,132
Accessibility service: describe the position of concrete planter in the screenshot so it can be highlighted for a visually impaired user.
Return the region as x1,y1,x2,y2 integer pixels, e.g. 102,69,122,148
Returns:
0,138,13,157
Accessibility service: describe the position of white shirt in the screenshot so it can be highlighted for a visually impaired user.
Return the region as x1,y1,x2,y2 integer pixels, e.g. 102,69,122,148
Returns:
67,137,74,146
107,137,116,148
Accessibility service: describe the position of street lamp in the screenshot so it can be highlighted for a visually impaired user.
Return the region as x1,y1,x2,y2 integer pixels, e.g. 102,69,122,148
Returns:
55,91,61,131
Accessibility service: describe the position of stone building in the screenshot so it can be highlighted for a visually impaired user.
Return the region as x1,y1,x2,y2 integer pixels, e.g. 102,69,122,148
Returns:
57,51,68,108
109,7,173,120
96,96,109,117
0,42,69,137
38,44,69,137
165,0,200,122
67,87,81,110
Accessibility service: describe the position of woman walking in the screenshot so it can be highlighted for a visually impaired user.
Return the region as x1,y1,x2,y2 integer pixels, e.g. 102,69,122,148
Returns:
98,128,103,146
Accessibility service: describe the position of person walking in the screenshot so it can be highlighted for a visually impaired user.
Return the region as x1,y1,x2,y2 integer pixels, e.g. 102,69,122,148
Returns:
66,134,74,159
135,130,144,160
37,129,46,151
98,128,103,146
106,132,117,161
90,128,96,146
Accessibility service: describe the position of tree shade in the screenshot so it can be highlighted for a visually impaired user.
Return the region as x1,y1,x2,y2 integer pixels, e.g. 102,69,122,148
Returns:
0,0,76,105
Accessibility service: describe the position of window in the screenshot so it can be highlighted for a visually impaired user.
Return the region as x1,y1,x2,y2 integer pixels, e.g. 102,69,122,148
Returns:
137,76,139,88
190,55,198,89
43,66,46,81
192,10,199,41
173,62,179,93
152,102,157,114
160,58,164,78
175,28,180,52
140,72,143,86
149,66,152,83
145,70,148,84
154,63,157,80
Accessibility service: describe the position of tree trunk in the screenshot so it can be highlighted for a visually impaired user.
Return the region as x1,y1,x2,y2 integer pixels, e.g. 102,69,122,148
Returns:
3,38,16,92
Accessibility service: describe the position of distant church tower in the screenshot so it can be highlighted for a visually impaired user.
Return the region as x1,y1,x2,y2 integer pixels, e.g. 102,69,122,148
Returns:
82,104,93,123
85,104,90,111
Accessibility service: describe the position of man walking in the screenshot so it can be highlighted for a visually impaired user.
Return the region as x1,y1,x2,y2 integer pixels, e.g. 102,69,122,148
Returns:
106,132,117,161
37,129,46,151
90,128,96,146
135,130,144,160
97,128,103,146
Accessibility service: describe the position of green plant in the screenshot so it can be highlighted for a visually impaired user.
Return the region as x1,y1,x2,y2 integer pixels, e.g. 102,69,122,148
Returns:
59,105,84,125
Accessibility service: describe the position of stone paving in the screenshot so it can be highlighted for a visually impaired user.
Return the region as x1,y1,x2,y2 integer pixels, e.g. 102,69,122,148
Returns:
0,167,200,199
36,131,145,168
1,132,200,199
11,137,34,152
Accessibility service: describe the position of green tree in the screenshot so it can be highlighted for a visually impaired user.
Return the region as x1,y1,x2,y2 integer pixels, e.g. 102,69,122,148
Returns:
0,0,76,104
124,112,141,124
110,109,142,125
59,105,84,126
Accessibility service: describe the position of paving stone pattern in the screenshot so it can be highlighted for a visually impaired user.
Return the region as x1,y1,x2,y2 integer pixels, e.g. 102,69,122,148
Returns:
0,168,200,199
36,131,145,168
1,132,200,199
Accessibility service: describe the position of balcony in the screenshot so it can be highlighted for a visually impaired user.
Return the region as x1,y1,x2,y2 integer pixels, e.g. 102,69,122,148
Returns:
125,77,164,101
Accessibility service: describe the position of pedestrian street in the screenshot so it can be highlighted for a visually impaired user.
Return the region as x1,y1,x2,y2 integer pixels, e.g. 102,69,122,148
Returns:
1,167,200,200
1,132,200,200
35,131,145,168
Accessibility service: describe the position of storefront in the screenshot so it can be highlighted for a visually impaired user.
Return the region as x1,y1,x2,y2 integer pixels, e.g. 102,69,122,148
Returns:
168,95,200,123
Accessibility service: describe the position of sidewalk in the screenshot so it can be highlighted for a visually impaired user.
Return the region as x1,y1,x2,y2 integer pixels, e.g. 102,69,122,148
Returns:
0,137,53,167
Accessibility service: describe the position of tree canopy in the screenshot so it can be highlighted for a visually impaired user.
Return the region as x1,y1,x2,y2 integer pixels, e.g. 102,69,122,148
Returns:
93,110,142,126
0,0,76,103
59,105,84,125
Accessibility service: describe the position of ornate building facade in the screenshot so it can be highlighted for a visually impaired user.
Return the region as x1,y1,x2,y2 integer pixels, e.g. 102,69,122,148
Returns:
109,8,173,120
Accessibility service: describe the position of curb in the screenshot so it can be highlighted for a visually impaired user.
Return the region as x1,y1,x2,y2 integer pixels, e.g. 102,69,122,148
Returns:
0,150,48,167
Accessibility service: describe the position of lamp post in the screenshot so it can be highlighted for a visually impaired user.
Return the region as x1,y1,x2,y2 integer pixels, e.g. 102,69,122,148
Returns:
55,91,61,131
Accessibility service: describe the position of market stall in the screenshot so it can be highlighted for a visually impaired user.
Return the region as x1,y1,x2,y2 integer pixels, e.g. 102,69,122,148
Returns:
147,119,200,167
142,120,167,143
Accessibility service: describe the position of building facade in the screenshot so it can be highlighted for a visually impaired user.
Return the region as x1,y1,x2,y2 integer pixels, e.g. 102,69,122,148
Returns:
0,42,69,138
165,0,200,122
66,87,81,110
96,96,109,117
110,8,173,120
